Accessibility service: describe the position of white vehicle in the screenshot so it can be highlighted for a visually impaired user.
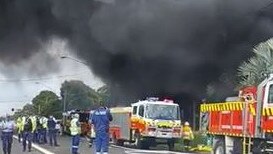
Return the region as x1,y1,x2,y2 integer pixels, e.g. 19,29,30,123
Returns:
106,97,182,150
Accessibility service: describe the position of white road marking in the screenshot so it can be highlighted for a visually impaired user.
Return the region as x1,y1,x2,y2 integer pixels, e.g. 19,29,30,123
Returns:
124,149,192,154
111,144,191,154
13,135,55,154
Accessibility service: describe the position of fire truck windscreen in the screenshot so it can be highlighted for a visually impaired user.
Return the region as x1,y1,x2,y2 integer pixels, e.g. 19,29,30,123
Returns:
145,104,180,120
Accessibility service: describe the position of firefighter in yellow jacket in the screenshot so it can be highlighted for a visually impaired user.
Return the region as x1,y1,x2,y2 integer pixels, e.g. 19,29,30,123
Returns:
182,121,194,151
70,114,81,154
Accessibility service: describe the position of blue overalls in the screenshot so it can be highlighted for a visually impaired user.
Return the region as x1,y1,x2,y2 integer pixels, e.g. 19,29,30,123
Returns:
47,117,58,146
1,120,15,154
91,107,113,154
36,117,42,144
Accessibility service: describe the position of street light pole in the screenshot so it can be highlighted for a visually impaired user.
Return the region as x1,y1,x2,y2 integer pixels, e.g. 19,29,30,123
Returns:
60,56,88,66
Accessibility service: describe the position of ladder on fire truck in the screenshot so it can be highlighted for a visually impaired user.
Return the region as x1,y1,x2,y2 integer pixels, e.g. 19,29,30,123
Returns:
243,74,273,154
242,101,252,154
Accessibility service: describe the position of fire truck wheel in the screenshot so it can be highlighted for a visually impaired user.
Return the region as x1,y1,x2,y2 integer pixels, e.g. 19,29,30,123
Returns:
135,133,149,149
135,133,142,149
167,140,175,151
113,134,124,146
214,140,225,154
252,140,266,154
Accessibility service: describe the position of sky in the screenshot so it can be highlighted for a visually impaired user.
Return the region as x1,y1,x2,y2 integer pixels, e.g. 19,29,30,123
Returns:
0,39,104,116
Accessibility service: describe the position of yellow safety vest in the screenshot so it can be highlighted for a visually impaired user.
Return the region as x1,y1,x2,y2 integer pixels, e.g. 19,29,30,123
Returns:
70,118,81,136
40,117,48,129
21,117,26,130
16,117,23,132
31,116,37,133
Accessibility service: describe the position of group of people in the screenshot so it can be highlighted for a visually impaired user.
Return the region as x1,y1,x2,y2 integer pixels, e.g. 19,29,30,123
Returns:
70,105,113,154
0,103,113,154
0,114,59,154
1,104,194,154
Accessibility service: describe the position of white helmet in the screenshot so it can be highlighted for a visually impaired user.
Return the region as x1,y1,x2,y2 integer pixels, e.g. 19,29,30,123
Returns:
184,121,189,126
73,114,79,119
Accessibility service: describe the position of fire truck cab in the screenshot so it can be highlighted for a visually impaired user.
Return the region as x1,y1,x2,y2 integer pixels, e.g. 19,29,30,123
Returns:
109,97,182,150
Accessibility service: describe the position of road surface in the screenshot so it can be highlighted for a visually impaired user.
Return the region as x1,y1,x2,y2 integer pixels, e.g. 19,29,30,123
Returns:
0,137,42,154
38,135,192,154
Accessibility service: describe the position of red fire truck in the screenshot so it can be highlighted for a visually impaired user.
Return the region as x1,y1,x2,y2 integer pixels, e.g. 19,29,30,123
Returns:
108,98,182,150
200,74,273,153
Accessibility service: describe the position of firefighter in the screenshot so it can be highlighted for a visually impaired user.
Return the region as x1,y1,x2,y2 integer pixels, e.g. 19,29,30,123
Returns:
70,113,81,154
16,116,23,143
182,121,194,151
1,115,15,154
91,105,113,154
22,116,33,152
88,111,95,148
47,115,58,146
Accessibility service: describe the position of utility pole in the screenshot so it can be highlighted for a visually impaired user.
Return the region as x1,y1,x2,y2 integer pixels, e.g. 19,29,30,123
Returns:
193,102,196,131
63,90,67,112
62,90,67,133
38,105,41,115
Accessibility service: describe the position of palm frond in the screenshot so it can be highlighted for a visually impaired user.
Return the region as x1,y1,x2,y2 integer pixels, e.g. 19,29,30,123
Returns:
237,38,273,87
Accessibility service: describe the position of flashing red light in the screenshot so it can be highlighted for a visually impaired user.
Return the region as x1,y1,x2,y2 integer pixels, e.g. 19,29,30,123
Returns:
163,99,174,103
173,127,181,133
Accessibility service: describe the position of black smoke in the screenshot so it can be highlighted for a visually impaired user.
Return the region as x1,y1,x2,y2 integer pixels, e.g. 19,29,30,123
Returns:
1,0,273,119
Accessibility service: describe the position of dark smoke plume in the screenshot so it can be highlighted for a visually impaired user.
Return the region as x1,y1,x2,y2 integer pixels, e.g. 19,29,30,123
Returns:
1,0,273,120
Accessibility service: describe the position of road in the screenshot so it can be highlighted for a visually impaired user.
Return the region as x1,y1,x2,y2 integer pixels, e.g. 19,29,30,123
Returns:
0,137,42,154
1,135,194,154
37,135,192,154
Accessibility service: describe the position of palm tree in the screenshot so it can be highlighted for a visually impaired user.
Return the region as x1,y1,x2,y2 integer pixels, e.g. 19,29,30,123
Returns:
238,38,273,87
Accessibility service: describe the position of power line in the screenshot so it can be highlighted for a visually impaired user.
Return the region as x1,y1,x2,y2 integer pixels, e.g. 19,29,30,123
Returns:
0,71,91,83
0,100,32,103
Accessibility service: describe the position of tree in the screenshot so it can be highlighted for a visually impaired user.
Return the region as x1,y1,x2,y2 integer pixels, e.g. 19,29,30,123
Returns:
238,38,273,87
13,104,35,119
97,85,110,106
32,90,61,117
13,103,36,119
60,80,101,111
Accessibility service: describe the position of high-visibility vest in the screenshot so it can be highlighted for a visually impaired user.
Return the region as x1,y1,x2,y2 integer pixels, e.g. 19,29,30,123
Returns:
31,116,37,132
40,117,48,129
21,116,26,130
70,118,81,136
182,126,194,140
16,117,23,132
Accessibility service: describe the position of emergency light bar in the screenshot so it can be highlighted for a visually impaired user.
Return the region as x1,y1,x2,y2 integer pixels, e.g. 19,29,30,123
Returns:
163,99,174,103
146,97,159,101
